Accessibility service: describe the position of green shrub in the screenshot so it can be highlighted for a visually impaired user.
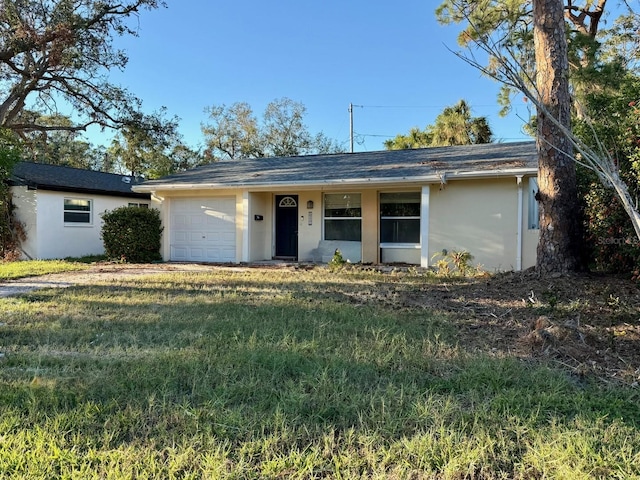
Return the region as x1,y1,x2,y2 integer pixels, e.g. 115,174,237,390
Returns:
573,82,640,273
581,181,640,273
101,206,163,263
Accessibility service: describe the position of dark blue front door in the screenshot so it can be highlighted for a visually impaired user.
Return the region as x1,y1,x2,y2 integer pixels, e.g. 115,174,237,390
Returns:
275,195,298,259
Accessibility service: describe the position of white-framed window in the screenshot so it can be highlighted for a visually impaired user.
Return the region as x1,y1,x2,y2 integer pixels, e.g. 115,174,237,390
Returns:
528,177,539,230
324,193,362,241
64,198,92,224
380,192,421,244
128,202,149,208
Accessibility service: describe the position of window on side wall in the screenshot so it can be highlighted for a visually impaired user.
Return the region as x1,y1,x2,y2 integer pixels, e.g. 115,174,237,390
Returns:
128,202,149,208
380,192,421,244
324,193,362,241
64,198,92,225
528,177,540,230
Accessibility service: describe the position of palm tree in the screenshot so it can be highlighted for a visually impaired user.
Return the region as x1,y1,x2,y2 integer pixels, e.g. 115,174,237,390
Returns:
385,100,492,150
429,100,493,146
384,127,433,150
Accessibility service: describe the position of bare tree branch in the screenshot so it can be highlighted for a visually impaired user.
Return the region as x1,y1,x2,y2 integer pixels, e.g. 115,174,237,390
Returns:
564,0,607,36
0,0,165,135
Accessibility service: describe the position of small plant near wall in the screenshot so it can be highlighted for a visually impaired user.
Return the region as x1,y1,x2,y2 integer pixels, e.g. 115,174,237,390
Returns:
328,249,347,272
101,206,163,263
0,194,26,262
0,129,25,261
431,249,480,277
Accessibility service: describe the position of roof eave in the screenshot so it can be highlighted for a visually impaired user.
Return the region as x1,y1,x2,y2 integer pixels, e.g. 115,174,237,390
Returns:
13,182,150,199
132,167,537,193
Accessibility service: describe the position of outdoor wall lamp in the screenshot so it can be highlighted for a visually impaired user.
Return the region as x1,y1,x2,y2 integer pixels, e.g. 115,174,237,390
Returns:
306,200,314,209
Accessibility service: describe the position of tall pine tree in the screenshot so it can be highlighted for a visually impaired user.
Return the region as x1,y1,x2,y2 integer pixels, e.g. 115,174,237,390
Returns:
534,0,585,273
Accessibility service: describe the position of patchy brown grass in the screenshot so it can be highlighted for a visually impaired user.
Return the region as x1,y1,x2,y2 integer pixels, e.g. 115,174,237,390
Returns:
4,262,640,385
338,267,640,386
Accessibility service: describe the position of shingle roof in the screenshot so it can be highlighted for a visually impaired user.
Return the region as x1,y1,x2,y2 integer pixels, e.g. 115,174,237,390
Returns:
135,141,537,191
10,162,150,199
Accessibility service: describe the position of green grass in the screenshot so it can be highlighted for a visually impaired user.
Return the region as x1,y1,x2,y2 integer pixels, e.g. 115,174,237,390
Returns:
0,259,90,280
0,268,639,478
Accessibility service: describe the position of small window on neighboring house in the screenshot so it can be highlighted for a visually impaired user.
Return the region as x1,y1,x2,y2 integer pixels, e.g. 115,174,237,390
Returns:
64,198,92,224
324,193,362,241
529,177,540,230
380,192,421,244
128,202,149,208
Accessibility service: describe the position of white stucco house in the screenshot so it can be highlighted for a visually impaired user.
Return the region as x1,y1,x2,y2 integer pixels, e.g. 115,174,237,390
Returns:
10,162,151,260
134,142,541,271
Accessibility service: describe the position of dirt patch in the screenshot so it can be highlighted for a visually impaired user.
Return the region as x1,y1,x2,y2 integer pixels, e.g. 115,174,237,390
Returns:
384,269,640,385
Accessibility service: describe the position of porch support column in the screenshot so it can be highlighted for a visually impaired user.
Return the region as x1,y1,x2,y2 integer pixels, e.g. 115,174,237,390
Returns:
516,176,523,271
241,192,250,263
420,185,430,268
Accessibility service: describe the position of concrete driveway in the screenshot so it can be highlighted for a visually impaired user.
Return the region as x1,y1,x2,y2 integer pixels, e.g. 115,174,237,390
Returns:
0,263,224,298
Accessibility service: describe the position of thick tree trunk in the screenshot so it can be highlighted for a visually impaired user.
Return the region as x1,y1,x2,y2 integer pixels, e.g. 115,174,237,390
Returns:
534,0,584,273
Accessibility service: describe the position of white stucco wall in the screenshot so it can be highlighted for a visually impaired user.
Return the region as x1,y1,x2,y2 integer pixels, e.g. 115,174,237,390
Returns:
149,177,538,270
428,178,525,271
248,192,273,261
12,187,150,260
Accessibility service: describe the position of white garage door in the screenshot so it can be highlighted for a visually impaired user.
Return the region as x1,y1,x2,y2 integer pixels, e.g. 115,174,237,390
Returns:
170,197,236,262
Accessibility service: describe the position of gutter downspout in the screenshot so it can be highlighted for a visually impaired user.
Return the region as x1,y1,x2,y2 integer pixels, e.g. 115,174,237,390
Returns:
516,176,523,271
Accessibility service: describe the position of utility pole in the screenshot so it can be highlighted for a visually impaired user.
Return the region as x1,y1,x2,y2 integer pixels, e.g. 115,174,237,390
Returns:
348,103,363,153
349,103,354,153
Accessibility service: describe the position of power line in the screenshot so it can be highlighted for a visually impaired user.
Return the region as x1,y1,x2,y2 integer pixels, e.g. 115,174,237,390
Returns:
355,104,505,109
354,132,395,139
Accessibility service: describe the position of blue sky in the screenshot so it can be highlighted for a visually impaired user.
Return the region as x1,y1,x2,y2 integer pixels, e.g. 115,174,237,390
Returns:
101,0,534,152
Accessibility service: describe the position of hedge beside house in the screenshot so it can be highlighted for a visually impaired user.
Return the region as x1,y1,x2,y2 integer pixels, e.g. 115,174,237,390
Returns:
101,206,163,263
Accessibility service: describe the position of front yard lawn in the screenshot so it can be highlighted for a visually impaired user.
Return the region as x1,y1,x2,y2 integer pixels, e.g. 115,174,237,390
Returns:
0,259,89,280
0,266,639,478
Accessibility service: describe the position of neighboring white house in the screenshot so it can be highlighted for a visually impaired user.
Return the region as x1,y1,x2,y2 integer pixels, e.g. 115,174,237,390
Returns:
10,162,151,260
134,142,541,271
